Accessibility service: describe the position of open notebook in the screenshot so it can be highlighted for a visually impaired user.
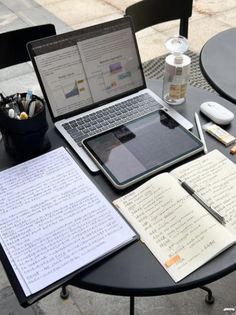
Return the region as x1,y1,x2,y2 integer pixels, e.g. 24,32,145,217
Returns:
27,17,193,172
113,150,236,282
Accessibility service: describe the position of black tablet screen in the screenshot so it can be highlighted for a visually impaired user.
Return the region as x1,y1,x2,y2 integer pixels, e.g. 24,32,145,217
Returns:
83,110,203,188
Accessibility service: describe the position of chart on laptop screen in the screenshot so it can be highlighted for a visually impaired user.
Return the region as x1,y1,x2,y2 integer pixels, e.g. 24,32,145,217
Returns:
32,18,144,118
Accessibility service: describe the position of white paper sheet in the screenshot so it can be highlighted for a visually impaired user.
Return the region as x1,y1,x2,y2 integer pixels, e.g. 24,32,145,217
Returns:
0,147,136,296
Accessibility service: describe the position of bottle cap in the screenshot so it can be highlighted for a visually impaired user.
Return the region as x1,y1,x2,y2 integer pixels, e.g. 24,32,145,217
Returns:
165,54,191,75
165,35,189,55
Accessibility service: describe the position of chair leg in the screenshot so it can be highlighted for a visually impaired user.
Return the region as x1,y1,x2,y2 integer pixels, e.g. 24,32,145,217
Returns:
200,286,215,304
130,296,135,315
60,285,69,299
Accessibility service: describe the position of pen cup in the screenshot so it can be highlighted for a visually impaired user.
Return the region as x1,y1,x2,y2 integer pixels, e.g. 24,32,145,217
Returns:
0,93,51,159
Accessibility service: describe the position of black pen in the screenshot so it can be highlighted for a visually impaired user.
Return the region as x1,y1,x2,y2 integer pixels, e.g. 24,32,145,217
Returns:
179,180,226,225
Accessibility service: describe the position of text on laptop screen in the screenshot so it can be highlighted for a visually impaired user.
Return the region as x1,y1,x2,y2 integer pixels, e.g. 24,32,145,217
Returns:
30,18,144,119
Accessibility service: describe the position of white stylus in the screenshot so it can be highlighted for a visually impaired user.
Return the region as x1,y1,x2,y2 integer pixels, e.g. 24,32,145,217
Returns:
195,112,208,154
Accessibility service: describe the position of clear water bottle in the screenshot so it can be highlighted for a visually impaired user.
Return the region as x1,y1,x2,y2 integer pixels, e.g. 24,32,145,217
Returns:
162,35,191,105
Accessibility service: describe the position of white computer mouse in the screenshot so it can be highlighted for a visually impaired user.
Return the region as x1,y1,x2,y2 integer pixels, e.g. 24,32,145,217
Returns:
200,101,234,125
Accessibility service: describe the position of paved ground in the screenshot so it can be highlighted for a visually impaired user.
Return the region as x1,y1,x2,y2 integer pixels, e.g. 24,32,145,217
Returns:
0,0,236,314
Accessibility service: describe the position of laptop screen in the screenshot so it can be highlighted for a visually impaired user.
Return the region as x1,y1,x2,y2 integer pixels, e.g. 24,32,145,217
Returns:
27,17,145,121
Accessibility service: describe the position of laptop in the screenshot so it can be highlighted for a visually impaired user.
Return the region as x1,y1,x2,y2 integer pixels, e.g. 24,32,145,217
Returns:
27,17,193,172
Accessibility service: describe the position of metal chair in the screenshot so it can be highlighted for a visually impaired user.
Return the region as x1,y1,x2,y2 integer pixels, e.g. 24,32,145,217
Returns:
125,0,192,38
125,0,214,92
0,24,56,69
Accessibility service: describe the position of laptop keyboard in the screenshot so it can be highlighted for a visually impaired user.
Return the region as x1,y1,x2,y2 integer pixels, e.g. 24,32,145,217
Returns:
62,93,161,146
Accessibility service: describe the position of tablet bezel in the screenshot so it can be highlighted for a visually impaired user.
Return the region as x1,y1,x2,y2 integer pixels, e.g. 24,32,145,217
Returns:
82,110,203,189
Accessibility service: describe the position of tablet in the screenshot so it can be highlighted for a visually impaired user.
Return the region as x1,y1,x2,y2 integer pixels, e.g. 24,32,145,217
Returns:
82,110,203,189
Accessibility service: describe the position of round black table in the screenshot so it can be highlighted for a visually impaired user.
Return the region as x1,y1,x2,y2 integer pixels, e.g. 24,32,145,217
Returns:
1,80,236,313
68,80,236,296
200,28,236,104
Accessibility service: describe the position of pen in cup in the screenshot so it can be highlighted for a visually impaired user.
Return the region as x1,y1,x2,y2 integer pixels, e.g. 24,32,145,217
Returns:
195,112,208,154
179,179,226,225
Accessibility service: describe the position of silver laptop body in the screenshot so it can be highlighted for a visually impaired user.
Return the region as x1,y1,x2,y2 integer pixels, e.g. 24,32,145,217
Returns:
28,17,192,172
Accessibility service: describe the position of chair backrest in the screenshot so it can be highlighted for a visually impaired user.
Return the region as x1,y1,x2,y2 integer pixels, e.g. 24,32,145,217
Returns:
125,0,193,38
0,24,56,69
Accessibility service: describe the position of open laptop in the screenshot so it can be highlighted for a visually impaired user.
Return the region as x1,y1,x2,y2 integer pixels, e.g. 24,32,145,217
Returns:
27,17,193,172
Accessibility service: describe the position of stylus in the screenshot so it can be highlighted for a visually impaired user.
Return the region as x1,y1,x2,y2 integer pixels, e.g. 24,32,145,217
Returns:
195,112,208,154
179,180,226,225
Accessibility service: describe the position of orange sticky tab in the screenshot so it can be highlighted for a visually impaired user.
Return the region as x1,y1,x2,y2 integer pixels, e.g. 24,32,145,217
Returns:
165,255,181,268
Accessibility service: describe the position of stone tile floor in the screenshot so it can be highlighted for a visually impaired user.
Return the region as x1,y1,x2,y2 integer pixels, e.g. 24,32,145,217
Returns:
0,0,236,314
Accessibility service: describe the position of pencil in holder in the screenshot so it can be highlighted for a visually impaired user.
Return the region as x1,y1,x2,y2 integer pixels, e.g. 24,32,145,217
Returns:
0,92,51,159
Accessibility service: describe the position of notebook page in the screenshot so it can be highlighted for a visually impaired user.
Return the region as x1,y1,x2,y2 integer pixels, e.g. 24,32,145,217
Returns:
113,173,235,282
0,147,136,296
171,149,236,234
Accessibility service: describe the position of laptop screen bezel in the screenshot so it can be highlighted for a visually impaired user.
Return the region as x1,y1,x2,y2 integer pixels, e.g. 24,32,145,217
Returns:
27,17,147,123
